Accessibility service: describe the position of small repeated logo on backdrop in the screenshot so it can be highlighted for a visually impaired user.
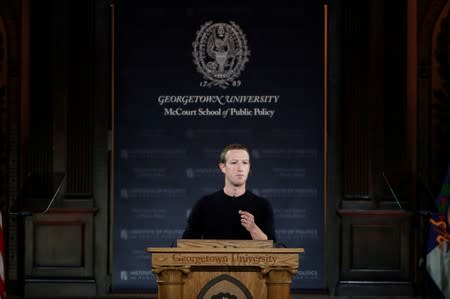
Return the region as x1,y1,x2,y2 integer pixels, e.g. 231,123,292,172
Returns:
120,271,128,281
193,21,250,89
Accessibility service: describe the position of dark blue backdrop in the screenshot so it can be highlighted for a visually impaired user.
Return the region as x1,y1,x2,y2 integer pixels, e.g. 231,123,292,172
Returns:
113,1,325,291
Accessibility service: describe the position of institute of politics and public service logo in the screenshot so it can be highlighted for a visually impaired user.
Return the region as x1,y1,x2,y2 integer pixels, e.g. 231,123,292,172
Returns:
193,21,250,89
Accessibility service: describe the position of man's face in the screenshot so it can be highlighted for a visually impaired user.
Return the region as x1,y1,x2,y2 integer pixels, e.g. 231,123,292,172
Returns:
219,149,250,187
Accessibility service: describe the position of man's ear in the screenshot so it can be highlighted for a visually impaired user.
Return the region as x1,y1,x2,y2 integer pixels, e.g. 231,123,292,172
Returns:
219,163,226,174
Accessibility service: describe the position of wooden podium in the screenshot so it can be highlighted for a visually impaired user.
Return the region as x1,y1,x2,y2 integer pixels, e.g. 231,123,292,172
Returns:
148,240,304,299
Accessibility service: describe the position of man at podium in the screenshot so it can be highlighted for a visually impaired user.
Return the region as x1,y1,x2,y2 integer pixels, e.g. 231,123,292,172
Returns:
182,143,276,242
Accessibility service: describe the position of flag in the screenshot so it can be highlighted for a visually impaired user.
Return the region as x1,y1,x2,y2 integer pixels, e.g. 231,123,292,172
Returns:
426,164,450,299
0,210,5,299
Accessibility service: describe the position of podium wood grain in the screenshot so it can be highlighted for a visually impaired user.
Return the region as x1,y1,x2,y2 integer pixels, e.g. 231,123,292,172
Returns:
176,239,274,249
148,240,304,299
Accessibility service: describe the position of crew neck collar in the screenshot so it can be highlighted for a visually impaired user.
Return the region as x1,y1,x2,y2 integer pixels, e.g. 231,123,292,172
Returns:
222,189,247,199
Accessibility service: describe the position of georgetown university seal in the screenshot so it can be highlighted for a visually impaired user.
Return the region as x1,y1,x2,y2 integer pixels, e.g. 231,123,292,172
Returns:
193,21,250,89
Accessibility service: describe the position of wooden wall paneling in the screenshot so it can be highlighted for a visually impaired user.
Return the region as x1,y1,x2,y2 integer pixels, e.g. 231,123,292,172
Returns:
338,0,416,296
51,0,69,180
66,0,94,202
22,0,99,297
3,0,31,294
24,209,96,297
0,16,8,211
0,10,17,287
337,210,414,296
342,1,370,200
366,0,384,207
27,0,54,184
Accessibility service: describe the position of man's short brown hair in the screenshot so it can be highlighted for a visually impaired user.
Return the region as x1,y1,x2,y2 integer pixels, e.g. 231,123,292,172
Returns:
219,144,250,163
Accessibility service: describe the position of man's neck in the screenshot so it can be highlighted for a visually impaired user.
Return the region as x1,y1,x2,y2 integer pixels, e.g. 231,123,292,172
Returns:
223,185,246,197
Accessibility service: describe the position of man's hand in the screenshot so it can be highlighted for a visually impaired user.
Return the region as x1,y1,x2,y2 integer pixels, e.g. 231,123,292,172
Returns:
239,210,268,240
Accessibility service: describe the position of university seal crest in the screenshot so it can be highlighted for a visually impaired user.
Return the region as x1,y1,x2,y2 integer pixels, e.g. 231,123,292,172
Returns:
193,21,250,89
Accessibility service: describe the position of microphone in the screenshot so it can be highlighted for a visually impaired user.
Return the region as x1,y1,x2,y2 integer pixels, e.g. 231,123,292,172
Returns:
382,171,403,210
40,174,66,214
382,172,433,218
8,173,66,216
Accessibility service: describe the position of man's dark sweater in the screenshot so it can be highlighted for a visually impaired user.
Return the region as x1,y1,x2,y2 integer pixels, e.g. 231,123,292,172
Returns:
182,190,276,241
